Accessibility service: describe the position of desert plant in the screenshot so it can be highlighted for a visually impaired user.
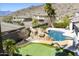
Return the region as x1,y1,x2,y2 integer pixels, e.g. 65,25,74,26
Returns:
55,48,75,56
53,15,70,28
33,23,48,29
3,39,19,56
32,18,39,26
63,15,70,27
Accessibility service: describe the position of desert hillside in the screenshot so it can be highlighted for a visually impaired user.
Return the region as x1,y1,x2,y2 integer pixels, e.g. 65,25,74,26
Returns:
9,3,79,18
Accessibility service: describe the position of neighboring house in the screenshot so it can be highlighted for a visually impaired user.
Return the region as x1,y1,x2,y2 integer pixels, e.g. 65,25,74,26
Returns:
12,16,32,23
12,15,48,28
12,15,48,23
1,22,25,43
33,14,48,24
71,12,79,36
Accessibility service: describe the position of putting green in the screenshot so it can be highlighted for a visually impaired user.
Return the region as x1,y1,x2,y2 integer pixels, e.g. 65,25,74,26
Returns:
18,43,56,56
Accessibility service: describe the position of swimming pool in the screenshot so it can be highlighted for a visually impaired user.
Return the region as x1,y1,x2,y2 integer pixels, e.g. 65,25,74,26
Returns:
48,30,66,41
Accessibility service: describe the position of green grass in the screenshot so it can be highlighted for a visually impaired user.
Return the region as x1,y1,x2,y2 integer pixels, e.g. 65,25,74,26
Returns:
18,43,56,56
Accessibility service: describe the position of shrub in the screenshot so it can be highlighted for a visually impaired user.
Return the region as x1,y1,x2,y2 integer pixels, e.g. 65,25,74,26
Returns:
38,24,48,29
3,39,19,56
32,18,39,27
53,15,70,28
63,49,75,56
17,21,24,26
33,23,48,29
55,48,75,56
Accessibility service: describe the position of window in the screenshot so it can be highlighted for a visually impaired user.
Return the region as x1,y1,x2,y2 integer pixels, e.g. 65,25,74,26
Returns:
39,19,44,22
24,18,32,22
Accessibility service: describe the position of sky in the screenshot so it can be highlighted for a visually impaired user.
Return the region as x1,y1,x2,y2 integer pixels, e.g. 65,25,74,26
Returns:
0,3,43,11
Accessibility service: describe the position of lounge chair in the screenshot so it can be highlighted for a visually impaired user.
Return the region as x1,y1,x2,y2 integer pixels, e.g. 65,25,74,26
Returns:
52,40,73,49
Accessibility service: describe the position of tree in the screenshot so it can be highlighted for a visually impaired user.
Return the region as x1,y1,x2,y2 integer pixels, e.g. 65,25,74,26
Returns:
44,3,56,27
3,39,19,56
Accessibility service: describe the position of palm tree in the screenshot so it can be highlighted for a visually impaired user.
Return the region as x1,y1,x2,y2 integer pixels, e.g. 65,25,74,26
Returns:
3,39,19,56
44,3,56,27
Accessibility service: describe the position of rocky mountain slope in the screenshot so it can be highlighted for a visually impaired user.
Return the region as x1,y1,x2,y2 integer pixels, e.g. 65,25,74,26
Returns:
9,3,79,18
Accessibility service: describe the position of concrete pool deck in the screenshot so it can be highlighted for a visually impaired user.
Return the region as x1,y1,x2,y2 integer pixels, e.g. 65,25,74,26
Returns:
26,36,73,49
26,33,53,44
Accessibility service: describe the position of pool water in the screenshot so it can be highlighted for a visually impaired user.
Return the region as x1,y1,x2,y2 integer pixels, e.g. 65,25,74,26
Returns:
48,30,66,41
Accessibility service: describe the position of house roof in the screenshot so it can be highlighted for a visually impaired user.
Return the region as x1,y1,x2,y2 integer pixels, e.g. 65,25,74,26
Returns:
71,12,79,22
72,17,79,22
1,22,24,33
74,23,79,30
13,16,31,18
33,13,48,17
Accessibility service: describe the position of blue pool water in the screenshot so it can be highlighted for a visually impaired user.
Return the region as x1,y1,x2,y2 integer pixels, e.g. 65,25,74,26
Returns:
48,30,66,41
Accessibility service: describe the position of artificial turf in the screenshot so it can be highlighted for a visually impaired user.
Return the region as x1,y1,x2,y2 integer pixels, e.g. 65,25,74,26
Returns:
18,43,56,56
